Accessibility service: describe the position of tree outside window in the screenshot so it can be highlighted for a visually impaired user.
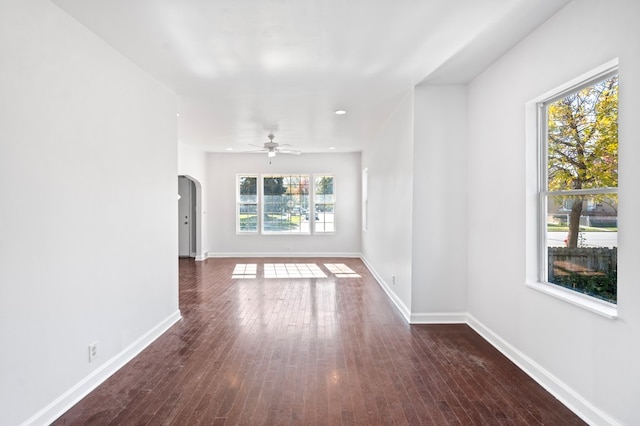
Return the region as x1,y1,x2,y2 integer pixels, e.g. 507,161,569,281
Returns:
543,72,618,303
263,175,310,233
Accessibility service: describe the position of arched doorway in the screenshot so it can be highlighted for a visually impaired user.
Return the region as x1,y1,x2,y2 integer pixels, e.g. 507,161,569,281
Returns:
178,175,203,259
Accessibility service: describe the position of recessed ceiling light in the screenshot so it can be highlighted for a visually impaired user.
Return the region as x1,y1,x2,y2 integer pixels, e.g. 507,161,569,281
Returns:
176,113,180,117
329,147,336,150
335,109,347,115
226,147,233,151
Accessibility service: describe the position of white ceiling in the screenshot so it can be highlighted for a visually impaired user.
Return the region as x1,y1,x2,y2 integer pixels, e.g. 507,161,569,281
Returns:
52,0,570,153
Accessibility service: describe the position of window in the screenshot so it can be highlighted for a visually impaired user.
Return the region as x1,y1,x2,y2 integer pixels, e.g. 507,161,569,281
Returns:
538,69,618,304
236,173,336,235
314,175,335,233
237,176,258,233
263,175,310,234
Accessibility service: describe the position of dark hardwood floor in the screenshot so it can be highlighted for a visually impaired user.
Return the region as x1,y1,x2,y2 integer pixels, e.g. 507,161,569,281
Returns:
54,258,584,425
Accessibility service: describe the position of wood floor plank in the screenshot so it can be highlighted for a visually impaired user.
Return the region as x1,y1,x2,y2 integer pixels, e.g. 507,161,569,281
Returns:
53,257,585,425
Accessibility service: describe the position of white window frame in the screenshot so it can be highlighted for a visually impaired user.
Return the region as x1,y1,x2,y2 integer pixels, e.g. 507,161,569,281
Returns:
525,59,618,319
236,174,259,234
236,173,338,236
261,174,311,235
313,174,336,234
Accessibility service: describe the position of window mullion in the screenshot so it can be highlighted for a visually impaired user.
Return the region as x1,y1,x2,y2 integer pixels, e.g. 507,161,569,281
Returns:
545,188,618,197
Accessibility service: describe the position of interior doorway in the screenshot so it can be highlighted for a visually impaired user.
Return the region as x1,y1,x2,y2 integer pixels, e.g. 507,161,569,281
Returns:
178,175,197,258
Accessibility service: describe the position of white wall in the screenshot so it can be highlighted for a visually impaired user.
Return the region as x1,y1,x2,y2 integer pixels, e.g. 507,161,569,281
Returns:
411,85,468,322
0,1,179,424
206,152,361,257
466,0,640,424
361,90,415,319
178,143,208,259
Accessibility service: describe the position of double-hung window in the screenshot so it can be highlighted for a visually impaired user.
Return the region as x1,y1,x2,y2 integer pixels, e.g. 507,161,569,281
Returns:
314,175,335,233
538,68,618,305
237,176,258,233
263,174,310,234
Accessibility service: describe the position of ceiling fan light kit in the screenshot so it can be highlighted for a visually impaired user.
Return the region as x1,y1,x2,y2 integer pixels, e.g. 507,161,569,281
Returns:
249,133,301,158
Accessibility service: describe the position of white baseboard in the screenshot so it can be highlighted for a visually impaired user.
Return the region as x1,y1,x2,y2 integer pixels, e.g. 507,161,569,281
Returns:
207,252,361,258
466,314,618,426
359,256,411,322
410,312,467,324
348,256,617,425
25,311,182,426
26,256,618,426
195,251,209,261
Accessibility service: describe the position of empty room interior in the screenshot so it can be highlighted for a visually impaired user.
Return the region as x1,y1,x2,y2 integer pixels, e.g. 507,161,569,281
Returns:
1,0,639,425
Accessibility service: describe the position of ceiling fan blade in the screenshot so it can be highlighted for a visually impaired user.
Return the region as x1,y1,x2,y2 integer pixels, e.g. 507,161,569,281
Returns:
245,135,301,156
277,149,302,155
241,148,268,153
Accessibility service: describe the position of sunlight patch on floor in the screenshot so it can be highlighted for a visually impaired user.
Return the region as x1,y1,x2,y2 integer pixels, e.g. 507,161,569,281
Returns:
324,263,361,278
264,263,327,278
232,263,257,279
233,263,360,279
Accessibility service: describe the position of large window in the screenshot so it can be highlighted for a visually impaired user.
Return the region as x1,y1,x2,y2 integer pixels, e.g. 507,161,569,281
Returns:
236,174,335,235
538,70,618,304
314,175,335,233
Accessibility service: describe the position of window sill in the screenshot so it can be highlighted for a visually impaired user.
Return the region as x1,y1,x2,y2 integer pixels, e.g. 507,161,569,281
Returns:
261,232,311,236
525,281,617,319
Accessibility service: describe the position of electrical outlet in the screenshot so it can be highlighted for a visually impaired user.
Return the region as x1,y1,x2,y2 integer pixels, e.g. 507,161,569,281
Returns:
88,341,99,362
392,275,396,285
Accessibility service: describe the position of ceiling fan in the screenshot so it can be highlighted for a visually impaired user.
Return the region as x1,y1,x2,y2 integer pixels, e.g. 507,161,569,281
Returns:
249,134,301,158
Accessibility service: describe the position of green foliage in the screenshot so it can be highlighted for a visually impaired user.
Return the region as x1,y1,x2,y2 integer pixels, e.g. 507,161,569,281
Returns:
548,246,617,303
316,176,334,195
263,214,299,230
547,75,618,191
552,271,617,304
239,176,257,196
239,214,257,231
547,75,618,248
264,177,286,195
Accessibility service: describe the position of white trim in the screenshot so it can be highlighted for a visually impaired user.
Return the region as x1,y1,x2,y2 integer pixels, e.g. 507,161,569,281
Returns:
359,256,411,322
260,173,311,235
260,232,312,236
28,256,621,426
533,58,618,104
312,173,336,235
525,58,620,319
467,314,619,426
525,281,617,319
357,257,618,424
207,252,361,258
24,311,182,426
410,312,467,324
236,174,259,234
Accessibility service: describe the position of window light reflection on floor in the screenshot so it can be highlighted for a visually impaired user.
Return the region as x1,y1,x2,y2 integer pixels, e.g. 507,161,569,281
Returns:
324,263,361,278
232,263,360,279
232,264,257,279
264,263,327,278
